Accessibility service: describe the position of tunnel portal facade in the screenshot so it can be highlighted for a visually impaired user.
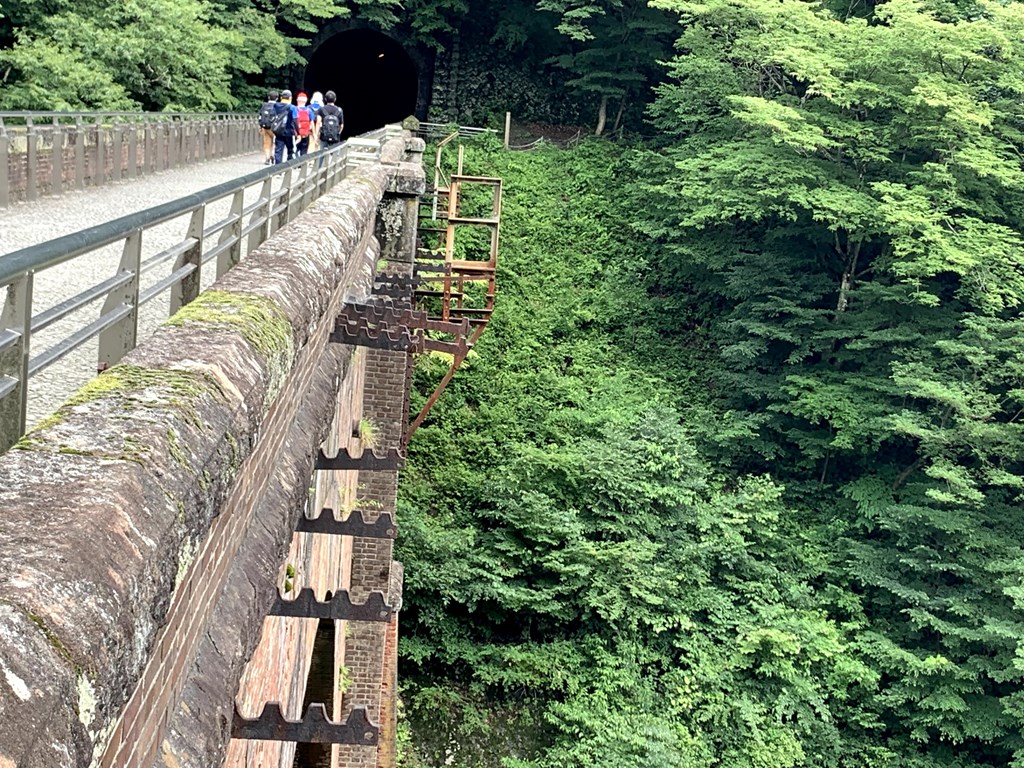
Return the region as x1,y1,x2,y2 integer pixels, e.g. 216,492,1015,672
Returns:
303,27,427,138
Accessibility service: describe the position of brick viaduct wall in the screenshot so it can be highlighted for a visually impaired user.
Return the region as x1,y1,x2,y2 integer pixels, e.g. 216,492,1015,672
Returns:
0,129,425,768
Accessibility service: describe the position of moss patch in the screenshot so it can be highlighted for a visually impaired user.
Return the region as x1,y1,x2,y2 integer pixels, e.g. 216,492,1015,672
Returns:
165,290,294,364
12,364,224,462
26,611,76,669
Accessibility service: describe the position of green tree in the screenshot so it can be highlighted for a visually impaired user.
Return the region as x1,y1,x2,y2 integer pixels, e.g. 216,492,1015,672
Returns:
638,0,1024,762
534,0,677,133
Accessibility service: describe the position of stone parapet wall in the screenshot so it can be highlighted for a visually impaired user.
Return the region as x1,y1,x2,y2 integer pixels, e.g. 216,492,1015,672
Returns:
0,133,423,768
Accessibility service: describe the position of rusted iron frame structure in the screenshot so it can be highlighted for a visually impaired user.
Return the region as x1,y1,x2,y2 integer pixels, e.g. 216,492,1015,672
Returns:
407,135,502,440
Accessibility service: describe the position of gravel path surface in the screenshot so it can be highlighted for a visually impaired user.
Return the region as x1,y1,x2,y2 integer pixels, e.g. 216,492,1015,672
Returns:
0,151,276,428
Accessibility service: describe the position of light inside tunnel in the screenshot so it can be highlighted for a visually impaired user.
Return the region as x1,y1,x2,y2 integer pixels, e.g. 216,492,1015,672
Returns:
304,29,418,138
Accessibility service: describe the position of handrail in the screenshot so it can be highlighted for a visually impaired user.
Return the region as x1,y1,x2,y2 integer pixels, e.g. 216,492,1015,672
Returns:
431,130,462,221
0,151,316,285
0,111,250,122
415,122,497,140
0,112,260,207
0,124,403,450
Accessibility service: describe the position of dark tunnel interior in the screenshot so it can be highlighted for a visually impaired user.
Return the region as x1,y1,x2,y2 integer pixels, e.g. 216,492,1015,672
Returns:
304,30,418,138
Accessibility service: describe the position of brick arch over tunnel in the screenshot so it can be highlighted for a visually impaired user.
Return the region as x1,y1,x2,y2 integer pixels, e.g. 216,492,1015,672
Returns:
305,29,419,138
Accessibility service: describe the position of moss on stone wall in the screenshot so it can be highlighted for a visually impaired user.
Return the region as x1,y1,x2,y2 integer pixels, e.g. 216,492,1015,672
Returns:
165,290,294,365
12,364,227,463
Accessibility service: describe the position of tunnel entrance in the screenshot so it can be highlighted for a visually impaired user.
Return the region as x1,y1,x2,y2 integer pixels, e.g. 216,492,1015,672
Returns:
304,29,418,138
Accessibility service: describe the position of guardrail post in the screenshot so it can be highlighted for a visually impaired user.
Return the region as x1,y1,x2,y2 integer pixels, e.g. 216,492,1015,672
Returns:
50,117,63,196
288,163,307,221
171,207,204,314
74,116,85,191
217,190,244,278
248,177,273,253
180,119,188,166
112,120,123,183
171,119,181,169
275,169,292,233
25,118,38,202
143,119,153,176
128,122,138,179
291,163,308,219
98,229,142,370
0,131,8,208
227,118,234,156
335,145,350,187
93,116,104,187
159,121,168,172
0,274,33,451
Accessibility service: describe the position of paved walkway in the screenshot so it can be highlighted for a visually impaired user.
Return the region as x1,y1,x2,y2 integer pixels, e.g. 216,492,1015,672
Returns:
0,152,266,254
0,151,271,427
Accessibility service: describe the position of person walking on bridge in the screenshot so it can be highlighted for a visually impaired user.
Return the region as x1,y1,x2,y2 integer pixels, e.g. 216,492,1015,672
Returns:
272,89,296,164
316,90,344,149
257,89,279,165
309,91,324,152
293,92,316,157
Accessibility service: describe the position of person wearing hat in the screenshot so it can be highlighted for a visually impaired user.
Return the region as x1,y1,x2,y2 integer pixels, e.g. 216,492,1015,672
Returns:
272,89,296,164
292,91,316,157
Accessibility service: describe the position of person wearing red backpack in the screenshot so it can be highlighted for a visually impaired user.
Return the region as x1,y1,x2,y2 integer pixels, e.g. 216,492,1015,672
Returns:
292,92,316,157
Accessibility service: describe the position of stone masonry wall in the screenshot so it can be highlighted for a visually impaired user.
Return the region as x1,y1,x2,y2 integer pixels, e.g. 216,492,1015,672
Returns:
0,131,420,768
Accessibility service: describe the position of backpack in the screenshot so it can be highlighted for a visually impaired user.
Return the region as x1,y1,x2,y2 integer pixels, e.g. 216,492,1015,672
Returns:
257,101,276,130
296,107,312,138
270,107,289,138
320,105,342,144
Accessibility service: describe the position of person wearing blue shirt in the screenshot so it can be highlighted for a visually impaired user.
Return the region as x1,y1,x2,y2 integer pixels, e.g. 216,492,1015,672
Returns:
273,90,296,164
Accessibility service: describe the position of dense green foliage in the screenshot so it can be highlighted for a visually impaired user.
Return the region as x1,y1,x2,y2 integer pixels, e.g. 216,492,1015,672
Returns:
398,1,1024,766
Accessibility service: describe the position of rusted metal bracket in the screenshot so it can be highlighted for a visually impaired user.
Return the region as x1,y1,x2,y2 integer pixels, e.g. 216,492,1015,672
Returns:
297,509,397,539
373,283,415,300
315,447,405,470
375,274,419,290
329,317,421,351
373,273,418,301
270,588,393,621
232,703,379,745
338,301,471,358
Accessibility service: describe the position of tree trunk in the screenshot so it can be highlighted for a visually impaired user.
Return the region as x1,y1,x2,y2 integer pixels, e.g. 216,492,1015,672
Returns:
612,98,626,134
595,94,608,136
834,238,862,316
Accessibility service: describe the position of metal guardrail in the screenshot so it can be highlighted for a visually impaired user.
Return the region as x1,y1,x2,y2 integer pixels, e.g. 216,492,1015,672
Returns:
0,111,258,207
0,124,403,451
415,122,498,141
